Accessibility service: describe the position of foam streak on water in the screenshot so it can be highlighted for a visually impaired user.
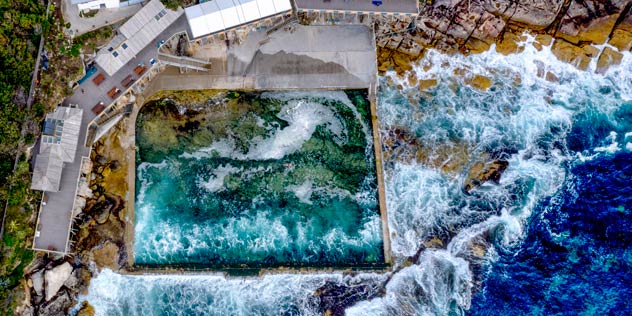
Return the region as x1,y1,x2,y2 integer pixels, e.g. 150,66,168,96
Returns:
81,38,632,315
133,91,382,266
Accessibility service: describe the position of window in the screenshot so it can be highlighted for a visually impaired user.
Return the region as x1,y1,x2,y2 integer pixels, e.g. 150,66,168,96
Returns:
122,43,128,49
108,47,113,52
113,51,119,57
155,9,167,20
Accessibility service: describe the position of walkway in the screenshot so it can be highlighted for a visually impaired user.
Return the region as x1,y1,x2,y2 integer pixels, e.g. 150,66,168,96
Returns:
294,0,419,14
147,25,376,92
32,13,188,254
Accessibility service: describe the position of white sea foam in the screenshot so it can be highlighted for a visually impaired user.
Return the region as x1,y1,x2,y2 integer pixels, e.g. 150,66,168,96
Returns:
180,100,347,161
136,160,168,203
245,100,346,160
180,91,375,162
86,40,632,315
134,208,383,264
347,250,472,316
262,90,375,156
198,164,240,193
594,131,621,153
179,138,236,160
79,269,354,316
286,180,314,205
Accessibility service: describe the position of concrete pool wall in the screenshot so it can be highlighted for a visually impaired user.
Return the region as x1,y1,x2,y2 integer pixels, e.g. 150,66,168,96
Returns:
119,23,391,274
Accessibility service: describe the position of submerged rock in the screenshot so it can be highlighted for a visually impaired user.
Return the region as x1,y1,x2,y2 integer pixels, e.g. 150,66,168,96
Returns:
44,262,73,301
418,78,438,91
77,301,96,316
466,74,493,92
314,281,384,316
464,160,509,192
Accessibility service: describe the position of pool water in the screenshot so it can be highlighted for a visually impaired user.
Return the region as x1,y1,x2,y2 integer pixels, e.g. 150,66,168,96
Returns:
134,90,385,268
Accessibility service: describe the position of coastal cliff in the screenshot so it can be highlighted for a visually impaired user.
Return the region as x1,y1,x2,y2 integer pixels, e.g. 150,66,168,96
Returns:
15,1,632,315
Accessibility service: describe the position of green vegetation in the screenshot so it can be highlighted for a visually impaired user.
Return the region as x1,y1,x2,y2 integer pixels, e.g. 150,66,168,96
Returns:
0,0,116,311
73,25,114,54
160,0,195,10
0,0,49,313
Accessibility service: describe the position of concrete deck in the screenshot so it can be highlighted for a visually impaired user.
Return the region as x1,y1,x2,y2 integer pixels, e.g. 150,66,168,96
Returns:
295,0,419,14
146,25,376,93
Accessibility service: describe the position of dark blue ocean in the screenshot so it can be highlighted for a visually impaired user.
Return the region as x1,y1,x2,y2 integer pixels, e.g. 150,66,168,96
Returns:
78,40,632,316
471,151,632,316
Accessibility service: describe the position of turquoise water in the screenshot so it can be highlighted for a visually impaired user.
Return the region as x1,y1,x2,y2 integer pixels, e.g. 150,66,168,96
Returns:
134,91,384,267
82,37,632,316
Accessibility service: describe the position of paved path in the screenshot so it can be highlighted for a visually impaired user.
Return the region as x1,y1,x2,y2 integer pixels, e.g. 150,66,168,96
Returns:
33,115,90,252
62,0,143,37
148,25,376,92
295,0,418,14
34,15,188,253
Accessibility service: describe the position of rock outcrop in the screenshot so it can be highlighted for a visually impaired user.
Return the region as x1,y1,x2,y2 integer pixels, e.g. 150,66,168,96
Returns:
77,301,96,316
464,160,509,192
313,281,384,316
31,270,44,297
376,0,632,75
39,290,72,316
44,262,73,301
596,47,624,74
92,241,120,270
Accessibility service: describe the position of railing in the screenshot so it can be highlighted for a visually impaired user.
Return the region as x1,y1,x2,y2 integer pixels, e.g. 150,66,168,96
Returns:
157,52,211,71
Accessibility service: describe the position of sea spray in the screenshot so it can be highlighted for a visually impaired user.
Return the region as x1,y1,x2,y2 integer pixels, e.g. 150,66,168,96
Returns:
81,40,632,315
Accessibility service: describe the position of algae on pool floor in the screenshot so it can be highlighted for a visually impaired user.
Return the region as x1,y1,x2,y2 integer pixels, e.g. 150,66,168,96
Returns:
134,90,385,268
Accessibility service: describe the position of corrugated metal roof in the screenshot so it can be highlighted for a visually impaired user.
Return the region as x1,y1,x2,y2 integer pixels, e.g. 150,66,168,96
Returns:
31,146,65,192
185,0,292,39
31,106,84,192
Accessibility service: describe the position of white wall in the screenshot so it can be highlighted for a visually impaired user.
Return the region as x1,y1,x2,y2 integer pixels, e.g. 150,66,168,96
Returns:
78,0,120,12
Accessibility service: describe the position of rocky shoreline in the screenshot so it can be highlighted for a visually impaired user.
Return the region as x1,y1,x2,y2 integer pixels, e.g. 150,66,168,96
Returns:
375,0,631,75
15,1,632,314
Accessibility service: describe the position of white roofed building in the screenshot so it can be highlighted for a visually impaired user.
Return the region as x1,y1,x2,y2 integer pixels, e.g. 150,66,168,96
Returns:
185,0,293,39
72,0,120,12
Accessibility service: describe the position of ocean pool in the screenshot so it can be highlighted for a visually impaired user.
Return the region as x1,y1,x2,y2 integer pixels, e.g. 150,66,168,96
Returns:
133,90,385,268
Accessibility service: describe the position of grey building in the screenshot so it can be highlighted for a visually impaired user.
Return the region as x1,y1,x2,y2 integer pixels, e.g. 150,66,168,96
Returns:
31,106,83,192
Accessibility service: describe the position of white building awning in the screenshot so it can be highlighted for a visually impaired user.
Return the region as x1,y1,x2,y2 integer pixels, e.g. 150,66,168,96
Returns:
185,0,292,39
